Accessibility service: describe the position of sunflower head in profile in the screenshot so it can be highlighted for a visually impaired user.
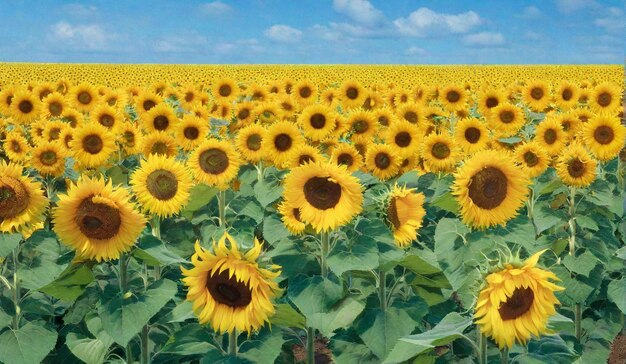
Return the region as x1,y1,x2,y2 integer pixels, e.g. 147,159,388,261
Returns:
0,161,48,235
555,143,597,187
475,249,564,349
365,143,402,181
278,201,306,235
131,154,192,218
31,141,65,177
189,139,241,189
70,122,117,168
582,115,626,161
330,142,363,173
589,82,621,114
52,176,146,261
181,233,282,334
523,81,551,112
452,150,529,229
299,104,336,142
514,141,550,178
385,185,426,248
10,90,40,124
283,161,363,232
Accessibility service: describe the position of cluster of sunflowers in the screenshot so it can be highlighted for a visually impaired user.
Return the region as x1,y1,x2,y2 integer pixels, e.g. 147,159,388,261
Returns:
0,71,624,362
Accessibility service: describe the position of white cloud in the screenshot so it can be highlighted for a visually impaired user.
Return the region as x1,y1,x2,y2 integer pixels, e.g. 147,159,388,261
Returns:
462,32,505,46
154,32,208,53
404,46,428,56
524,31,542,41
394,8,482,37
311,24,342,41
595,7,626,33
200,1,232,15
264,24,302,43
555,0,596,14
50,21,111,49
520,6,542,19
333,0,385,25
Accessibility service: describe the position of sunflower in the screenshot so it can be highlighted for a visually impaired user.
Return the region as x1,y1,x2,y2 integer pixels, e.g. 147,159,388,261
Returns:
384,119,420,157
320,88,338,108
293,80,317,106
130,154,192,217
0,85,16,115
365,143,402,180
102,89,128,108
9,90,40,124
582,115,626,161
142,103,177,134
175,114,209,151
188,139,241,188
347,110,376,139
421,132,459,173
386,185,426,248
248,83,268,101
53,176,146,262
282,161,363,232
554,82,579,110
262,121,304,168
59,128,74,151
254,102,283,124
554,112,581,138
234,101,258,125
287,144,324,168
440,85,467,112
235,124,267,163
454,117,490,155
41,92,66,119
134,91,162,115
278,201,306,235
275,94,299,119
118,122,143,155
329,142,363,173
179,84,201,108
477,88,503,116
212,78,238,102
299,104,335,141
555,143,597,187
62,108,84,128
396,103,422,125
514,141,550,178
534,117,567,156
70,83,99,113
0,161,48,235
31,141,65,177
523,81,551,112
373,107,396,128
589,82,621,114
70,123,117,168
452,150,529,229
3,132,30,163
488,103,525,137
142,132,177,158
475,249,564,349
340,81,366,109
91,103,123,131
181,233,281,334
34,82,55,101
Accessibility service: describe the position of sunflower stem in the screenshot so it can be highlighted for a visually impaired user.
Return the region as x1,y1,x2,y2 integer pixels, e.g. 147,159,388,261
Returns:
567,187,577,257
151,216,162,280
125,343,133,364
320,231,330,278
306,327,315,364
478,333,487,364
500,347,508,364
119,253,128,294
218,190,227,227
257,161,264,183
141,324,150,364
228,330,238,356
12,246,20,330
575,304,582,341
378,270,387,312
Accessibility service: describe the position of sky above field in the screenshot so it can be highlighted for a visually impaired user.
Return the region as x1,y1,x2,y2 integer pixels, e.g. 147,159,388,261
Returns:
0,0,624,64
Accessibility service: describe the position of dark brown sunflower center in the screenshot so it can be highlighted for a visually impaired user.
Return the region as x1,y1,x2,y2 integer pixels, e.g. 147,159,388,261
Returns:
184,126,200,140
562,88,573,101
303,176,342,210
500,110,515,124
6,95,13,105
337,153,354,167
49,128,61,140
75,197,121,240
11,140,21,152
293,208,302,222
151,142,168,155
299,86,312,98
0,177,29,218
123,131,135,146
567,158,586,177
404,111,418,124
218,84,232,97
486,97,499,108
82,134,104,154
544,129,557,144
562,120,572,131
346,87,358,99
237,108,250,120
465,127,481,144
375,152,391,169
530,87,544,100
18,100,33,114
387,197,401,229
395,131,412,147
185,92,194,102
274,133,292,152
246,134,262,151
298,154,315,165
378,115,389,126
431,142,450,159
352,120,369,134
597,92,611,107
310,113,326,129
523,151,539,167
446,90,460,103
153,115,169,131
77,91,92,105
499,287,534,320
146,169,178,200
281,102,293,111
594,125,614,144
199,148,229,175
468,167,508,210
39,90,52,100
99,114,114,127
206,269,252,308
143,100,156,111
107,97,118,106
40,151,57,166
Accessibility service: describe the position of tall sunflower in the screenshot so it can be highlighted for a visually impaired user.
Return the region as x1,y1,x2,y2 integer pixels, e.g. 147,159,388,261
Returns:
555,143,597,187
0,161,48,235
188,139,241,189
70,123,117,168
582,115,626,161
282,161,363,232
385,185,426,248
181,233,281,334
475,249,564,349
452,150,529,229
53,177,146,262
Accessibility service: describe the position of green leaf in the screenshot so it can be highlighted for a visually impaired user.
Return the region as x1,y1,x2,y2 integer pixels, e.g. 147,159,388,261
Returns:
560,277,594,304
384,312,472,364
105,165,128,186
356,307,419,360
575,215,599,231
40,264,94,302
562,251,599,277
431,192,459,214
607,278,626,314
239,330,284,363
0,322,58,364
400,250,442,275
547,312,574,332
533,204,565,234
19,230,70,290
498,136,522,144
254,180,283,208
0,233,21,258
181,184,218,220
231,196,265,223
134,235,186,266
66,333,110,364
512,335,578,364
314,297,365,337
99,279,177,346
157,323,214,357
270,303,306,329
327,231,379,276
332,340,379,364
262,214,291,246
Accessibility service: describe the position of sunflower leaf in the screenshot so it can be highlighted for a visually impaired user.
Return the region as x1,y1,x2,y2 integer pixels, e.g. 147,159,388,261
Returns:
607,278,626,314
181,184,218,220
19,230,71,291
0,322,58,364
356,307,419,360
0,233,21,258
40,264,94,302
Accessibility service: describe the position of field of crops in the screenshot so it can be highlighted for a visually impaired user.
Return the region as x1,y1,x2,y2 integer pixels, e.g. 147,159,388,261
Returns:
0,64,624,364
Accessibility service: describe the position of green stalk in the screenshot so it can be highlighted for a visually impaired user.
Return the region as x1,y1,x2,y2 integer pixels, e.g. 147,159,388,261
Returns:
228,330,238,356
151,216,161,280
257,161,264,184
500,347,508,364
141,324,150,364
306,327,315,364
378,270,387,312
575,304,582,341
12,247,20,330
478,333,487,364
119,253,128,294
218,190,227,227
567,186,582,341
320,231,330,278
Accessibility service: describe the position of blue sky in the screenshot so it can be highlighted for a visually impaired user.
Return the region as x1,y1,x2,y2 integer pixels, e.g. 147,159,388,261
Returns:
0,0,624,64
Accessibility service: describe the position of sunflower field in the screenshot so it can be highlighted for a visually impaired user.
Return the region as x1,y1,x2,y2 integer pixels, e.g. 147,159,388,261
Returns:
0,64,624,364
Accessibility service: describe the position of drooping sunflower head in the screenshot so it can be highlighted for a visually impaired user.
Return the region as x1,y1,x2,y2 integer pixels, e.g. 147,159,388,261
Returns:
0,161,48,235
475,249,564,349
452,150,530,229
523,81,551,112
181,233,282,334
514,141,550,179
385,185,426,248
329,142,363,173
189,138,241,189
299,104,336,142
454,117,490,155
582,114,626,161
589,82,621,114
365,143,402,181
555,143,597,187
283,161,363,232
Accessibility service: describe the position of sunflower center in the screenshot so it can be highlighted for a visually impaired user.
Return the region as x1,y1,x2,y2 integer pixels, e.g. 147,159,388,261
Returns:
153,115,169,131
597,92,611,107
100,114,114,127
0,177,29,219
49,128,61,140
337,153,354,167
274,133,292,152
594,125,614,145
246,134,262,151
352,120,369,134
206,269,252,308
146,169,179,200
375,152,391,169
198,148,229,175
378,115,389,126
567,158,586,177
468,167,508,210
11,140,21,152
499,287,534,320
395,132,412,147
486,97,499,108
218,85,232,97
75,197,122,240
500,111,514,124
82,134,104,154
431,142,450,159
185,92,194,102
387,197,401,229
299,154,315,165
49,102,62,116
237,108,250,120
562,88,573,101
530,87,544,100
562,120,572,131
123,131,136,146
181,126,199,140
310,113,326,129
40,90,52,100
77,91,92,105
18,100,33,114
151,142,168,155
544,129,557,144
446,90,460,103
281,102,293,112
346,87,358,100
303,176,342,210
40,151,57,166
404,111,418,124
143,100,156,111
523,151,539,167
464,127,481,144
299,86,312,98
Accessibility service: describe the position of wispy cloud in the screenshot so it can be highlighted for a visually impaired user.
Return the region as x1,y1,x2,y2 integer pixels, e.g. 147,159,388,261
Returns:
264,25,302,43
519,6,542,19
594,7,625,33
200,1,232,15
404,46,429,56
394,8,482,37
555,0,597,14
462,32,505,47
333,0,385,25
50,21,112,49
